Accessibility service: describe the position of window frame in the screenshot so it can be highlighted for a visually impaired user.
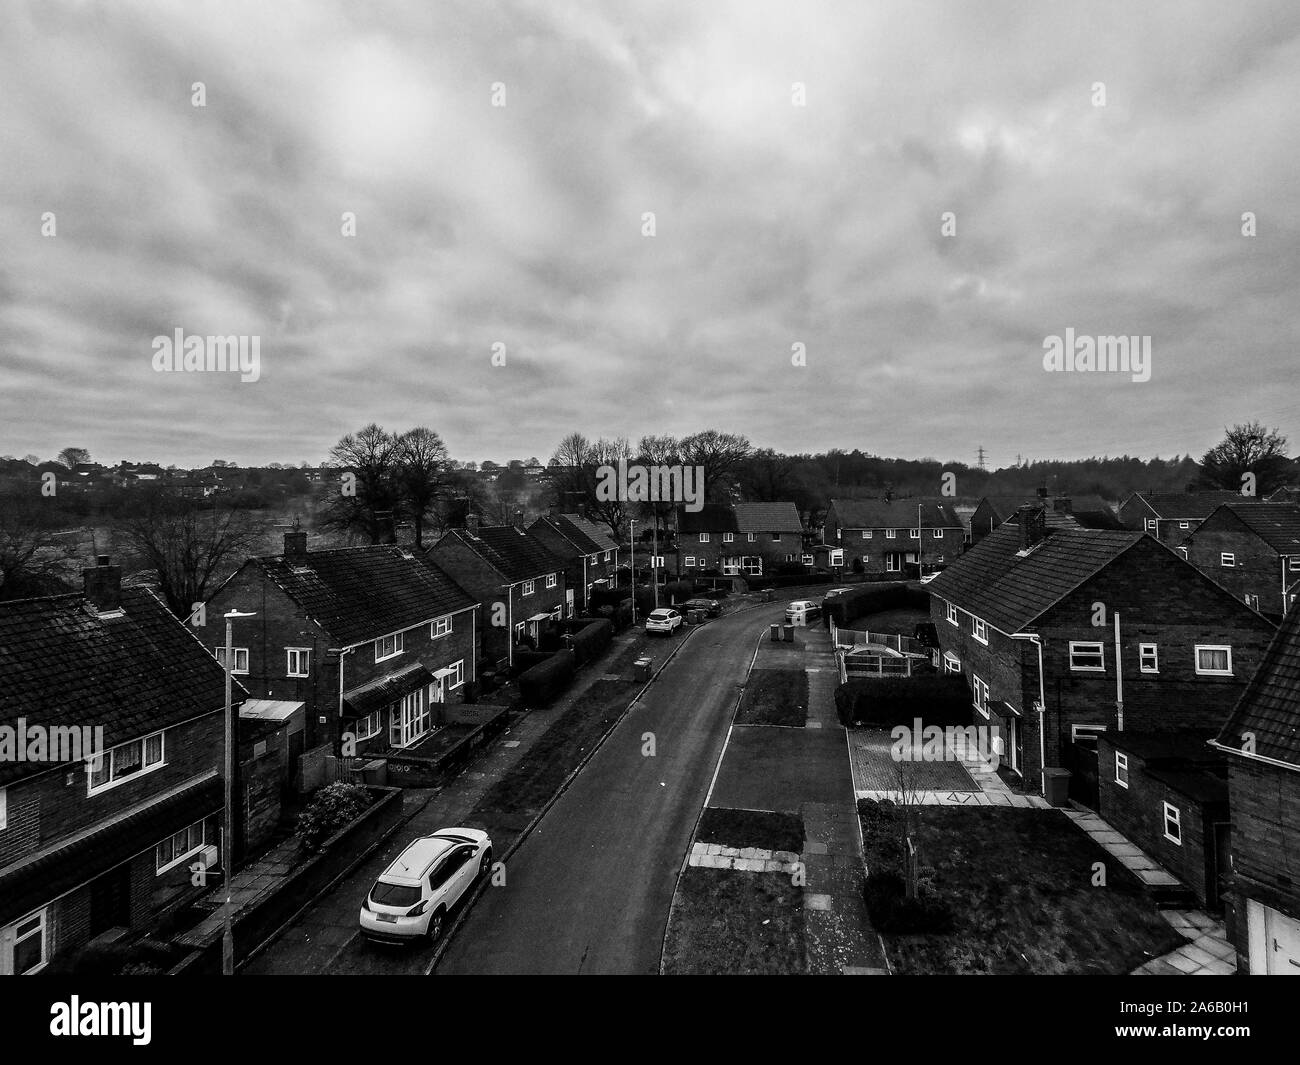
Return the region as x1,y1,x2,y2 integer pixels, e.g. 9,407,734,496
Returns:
885,529,897,539
545,573,557,589
946,602,959,626
1069,641,1106,672
971,617,988,644
351,709,382,742
722,532,734,543
1220,552,1235,567
1194,644,1233,676
4,908,48,975
214,646,249,674
286,647,311,677
447,660,465,690
1163,802,1182,845
1114,752,1129,788
971,673,990,718
684,556,696,568
1138,643,1158,673
374,631,404,662
87,731,166,796
431,616,452,639
521,579,536,597
699,532,710,543
156,818,209,874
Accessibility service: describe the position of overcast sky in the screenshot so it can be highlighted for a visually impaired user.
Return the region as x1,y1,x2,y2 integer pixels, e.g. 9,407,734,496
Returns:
3,0,1299,469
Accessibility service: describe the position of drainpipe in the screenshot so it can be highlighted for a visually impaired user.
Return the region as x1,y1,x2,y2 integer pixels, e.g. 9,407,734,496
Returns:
1114,610,1124,732
337,646,352,751
1011,632,1047,794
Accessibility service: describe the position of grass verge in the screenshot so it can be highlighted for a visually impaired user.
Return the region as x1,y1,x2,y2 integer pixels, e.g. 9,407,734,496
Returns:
661,867,805,974
697,807,804,854
735,668,808,726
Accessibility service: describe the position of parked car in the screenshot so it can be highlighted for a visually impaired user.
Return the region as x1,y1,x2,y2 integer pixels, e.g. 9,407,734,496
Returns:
645,607,684,635
360,829,493,944
681,597,721,618
786,599,821,624
824,587,852,598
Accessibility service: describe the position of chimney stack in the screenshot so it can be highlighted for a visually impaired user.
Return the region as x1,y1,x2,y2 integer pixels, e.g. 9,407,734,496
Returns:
466,512,480,536
284,529,308,560
1053,496,1072,514
1016,506,1047,550
83,555,122,613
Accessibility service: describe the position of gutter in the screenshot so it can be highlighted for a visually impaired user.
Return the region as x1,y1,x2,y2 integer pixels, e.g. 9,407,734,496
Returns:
1208,738,1300,774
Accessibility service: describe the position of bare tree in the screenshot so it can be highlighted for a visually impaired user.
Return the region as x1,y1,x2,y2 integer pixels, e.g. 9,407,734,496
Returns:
395,427,450,548
117,488,262,617
56,447,91,469
679,430,752,502
1199,421,1294,495
890,759,923,900
322,423,403,544
0,491,78,600
588,436,632,536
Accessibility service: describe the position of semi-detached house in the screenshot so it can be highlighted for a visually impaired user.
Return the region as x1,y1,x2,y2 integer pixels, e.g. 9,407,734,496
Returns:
676,502,804,577
1178,501,1300,620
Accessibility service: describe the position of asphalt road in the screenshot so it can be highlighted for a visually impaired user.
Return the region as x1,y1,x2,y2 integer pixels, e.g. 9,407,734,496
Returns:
435,601,788,974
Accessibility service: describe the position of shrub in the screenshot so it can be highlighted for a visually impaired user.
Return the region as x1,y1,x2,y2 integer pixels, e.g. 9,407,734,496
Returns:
511,649,556,676
571,619,614,665
296,782,371,853
613,600,633,630
664,579,694,604
835,675,971,728
518,649,576,705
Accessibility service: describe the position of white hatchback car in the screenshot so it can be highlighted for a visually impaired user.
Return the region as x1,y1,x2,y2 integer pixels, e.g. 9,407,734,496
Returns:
785,599,821,624
645,607,684,635
360,828,492,944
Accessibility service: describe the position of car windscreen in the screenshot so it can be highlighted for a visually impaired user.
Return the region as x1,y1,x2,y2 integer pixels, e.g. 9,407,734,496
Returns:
371,881,422,907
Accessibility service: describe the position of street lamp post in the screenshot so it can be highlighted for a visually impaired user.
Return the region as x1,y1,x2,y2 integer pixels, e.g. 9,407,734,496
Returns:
628,519,637,625
222,608,256,976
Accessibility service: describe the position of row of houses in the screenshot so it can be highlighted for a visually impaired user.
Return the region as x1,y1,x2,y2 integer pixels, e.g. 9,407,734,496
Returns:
925,503,1300,973
0,512,618,973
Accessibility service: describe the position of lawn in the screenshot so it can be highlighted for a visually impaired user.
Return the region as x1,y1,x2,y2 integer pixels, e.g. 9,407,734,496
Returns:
734,668,808,726
661,867,806,974
859,801,1186,974
697,807,804,854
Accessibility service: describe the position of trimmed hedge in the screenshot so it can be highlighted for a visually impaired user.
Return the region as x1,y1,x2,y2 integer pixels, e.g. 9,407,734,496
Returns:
571,619,614,665
664,579,693,604
823,582,928,628
745,573,835,591
511,649,556,676
834,675,972,728
518,649,576,705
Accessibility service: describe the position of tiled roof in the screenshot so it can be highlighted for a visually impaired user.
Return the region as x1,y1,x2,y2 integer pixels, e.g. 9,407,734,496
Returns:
733,502,803,534
1217,603,1300,767
256,546,476,648
343,663,435,718
530,513,620,556
0,587,238,786
831,498,962,530
926,525,1146,633
977,499,1081,531
1136,491,1259,519
435,526,565,584
677,504,739,534
559,513,620,553
1199,502,1300,555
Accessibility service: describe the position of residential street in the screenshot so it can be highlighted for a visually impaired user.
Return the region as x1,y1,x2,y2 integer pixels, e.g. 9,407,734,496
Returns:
435,602,788,974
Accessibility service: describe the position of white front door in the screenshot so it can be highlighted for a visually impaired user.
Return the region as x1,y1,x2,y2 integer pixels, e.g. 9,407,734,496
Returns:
1250,901,1300,974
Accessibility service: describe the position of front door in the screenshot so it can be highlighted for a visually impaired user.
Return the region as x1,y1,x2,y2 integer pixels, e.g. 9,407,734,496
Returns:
1005,716,1022,774
1259,905,1300,974
89,865,132,936
1068,728,1103,809
1209,821,1231,912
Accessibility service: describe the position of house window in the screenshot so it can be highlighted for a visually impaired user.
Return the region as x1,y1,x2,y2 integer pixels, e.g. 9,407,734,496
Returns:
771,532,781,542
885,555,901,572
520,579,535,597
1195,645,1233,676
546,574,557,589
862,530,871,539
213,646,249,674
286,648,311,677
723,532,734,543
1069,641,1105,671
829,549,844,567
1179,522,1190,529
156,819,208,874
860,554,870,564
885,529,897,539
1163,802,1182,845
604,551,612,562
4,909,47,975
447,660,465,689
699,533,710,543
943,651,961,673
431,617,452,639
1245,593,1259,610
909,528,920,539
685,556,696,568
1139,643,1158,673
514,621,525,644
375,632,404,662
1290,556,1300,571
88,732,165,794
971,674,990,718
747,533,757,542
932,528,943,538
1220,553,1235,567
350,709,382,742
802,554,813,566
971,617,988,644
389,689,430,748
946,602,958,626
1115,753,1129,788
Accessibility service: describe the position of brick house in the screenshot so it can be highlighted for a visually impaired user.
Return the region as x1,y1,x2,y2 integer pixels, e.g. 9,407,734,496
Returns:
427,524,566,669
675,502,804,577
823,497,964,576
1178,502,1300,619
1118,489,1258,544
1097,731,1229,909
926,509,1276,799
527,512,620,613
970,494,1120,543
0,558,234,974
1210,606,1300,972
205,531,479,781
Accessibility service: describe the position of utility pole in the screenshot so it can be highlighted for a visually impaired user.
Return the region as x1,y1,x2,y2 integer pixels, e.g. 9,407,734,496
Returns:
629,519,636,625
652,515,660,609
976,446,987,472
222,608,256,976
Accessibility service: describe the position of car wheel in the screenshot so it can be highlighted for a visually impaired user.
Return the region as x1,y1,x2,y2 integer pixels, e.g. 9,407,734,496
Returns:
426,908,445,942
479,849,493,879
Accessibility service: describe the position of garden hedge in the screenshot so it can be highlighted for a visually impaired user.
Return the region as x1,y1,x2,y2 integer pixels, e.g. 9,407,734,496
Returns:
834,674,972,728
822,582,929,627
518,649,576,705
571,619,614,665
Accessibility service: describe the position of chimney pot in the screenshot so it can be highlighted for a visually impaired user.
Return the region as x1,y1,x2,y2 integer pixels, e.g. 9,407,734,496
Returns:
83,557,122,612
284,530,308,559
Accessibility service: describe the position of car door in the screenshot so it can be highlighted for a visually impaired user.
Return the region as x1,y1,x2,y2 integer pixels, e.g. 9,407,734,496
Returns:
443,846,478,906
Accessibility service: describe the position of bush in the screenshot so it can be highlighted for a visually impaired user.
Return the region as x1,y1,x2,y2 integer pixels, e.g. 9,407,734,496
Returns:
296,782,371,853
589,585,632,611
511,649,556,676
664,579,694,604
571,619,614,665
774,561,809,576
518,649,576,705
745,573,834,591
835,675,972,727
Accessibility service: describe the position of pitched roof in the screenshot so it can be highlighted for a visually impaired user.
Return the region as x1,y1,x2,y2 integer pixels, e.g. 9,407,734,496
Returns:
255,545,476,647
530,513,619,556
831,497,962,530
0,587,237,785
733,502,803,534
926,524,1146,633
975,498,1082,531
1134,491,1259,520
434,526,566,584
1197,502,1300,555
1217,603,1300,766
677,503,739,534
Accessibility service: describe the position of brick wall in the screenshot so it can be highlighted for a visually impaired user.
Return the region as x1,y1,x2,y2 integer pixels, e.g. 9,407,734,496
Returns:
1098,738,1218,907
1227,757,1300,959
1183,524,1283,616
